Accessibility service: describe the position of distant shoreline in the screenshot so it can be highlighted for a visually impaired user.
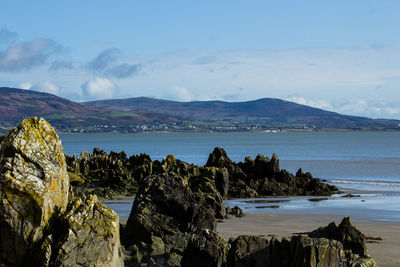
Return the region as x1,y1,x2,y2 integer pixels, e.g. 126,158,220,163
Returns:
55,128,400,135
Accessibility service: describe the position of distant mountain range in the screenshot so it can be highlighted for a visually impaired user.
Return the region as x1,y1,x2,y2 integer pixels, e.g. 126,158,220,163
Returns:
0,87,399,133
0,87,183,133
86,97,400,130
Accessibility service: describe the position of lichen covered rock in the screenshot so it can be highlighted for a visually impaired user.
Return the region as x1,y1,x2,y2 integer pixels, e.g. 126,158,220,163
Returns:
0,117,124,266
0,117,69,265
227,233,377,267
51,194,124,267
309,217,368,257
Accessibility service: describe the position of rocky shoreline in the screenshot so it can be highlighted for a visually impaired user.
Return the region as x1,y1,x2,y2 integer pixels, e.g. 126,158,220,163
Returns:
65,146,339,200
0,118,377,266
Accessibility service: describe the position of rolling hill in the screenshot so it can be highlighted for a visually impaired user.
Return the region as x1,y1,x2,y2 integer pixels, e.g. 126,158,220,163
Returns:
0,87,399,133
0,87,184,133
86,97,400,130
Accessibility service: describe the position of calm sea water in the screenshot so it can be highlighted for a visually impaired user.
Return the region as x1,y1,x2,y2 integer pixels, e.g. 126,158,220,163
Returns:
60,131,400,192
62,131,400,222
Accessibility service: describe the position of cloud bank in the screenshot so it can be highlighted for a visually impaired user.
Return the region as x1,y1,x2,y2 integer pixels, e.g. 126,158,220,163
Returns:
86,48,120,72
2,36,400,119
0,38,59,72
86,48,140,79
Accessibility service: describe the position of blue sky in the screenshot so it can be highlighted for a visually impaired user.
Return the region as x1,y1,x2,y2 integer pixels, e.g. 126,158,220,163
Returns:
1,1,400,119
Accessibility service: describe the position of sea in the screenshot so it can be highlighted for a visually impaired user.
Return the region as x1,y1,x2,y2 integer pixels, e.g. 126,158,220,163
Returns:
60,131,400,222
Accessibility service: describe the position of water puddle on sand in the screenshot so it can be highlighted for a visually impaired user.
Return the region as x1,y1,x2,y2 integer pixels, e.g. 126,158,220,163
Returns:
308,198,329,202
242,199,290,204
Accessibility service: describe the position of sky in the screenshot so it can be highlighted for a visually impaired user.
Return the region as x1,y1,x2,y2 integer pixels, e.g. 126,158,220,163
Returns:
1,1,400,119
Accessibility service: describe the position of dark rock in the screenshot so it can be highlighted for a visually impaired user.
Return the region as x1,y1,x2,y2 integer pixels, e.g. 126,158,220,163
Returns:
66,146,339,200
308,217,368,257
123,174,218,264
226,206,243,218
182,230,228,267
215,167,229,198
342,194,361,198
206,147,233,168
289,235,345,267
227,231,377,267
65,147,134,193
129,153,153,183
190,167,226,219
296,168,305,177
337,217,368,257
228,179,259,198
227,235,270,267
276,169,293,185
253,154,270,177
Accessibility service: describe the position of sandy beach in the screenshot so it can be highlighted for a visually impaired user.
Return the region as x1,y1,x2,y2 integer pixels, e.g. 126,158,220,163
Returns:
217,212,400,267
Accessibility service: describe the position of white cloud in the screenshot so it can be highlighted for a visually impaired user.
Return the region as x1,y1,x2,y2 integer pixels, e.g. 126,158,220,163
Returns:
81,77,116,100
4,45,400,119
165,86,193,102
285,96,400,119
31,81,59,95
285,96,333,111
19,82,32,89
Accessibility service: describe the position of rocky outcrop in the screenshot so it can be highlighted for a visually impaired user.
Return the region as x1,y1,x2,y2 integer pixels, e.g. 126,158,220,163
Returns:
227,230,376,267
0,118,123,266
206,147,339,198
67,146,338,200
122,173,219,265
66,148,136,197
308,217,367,257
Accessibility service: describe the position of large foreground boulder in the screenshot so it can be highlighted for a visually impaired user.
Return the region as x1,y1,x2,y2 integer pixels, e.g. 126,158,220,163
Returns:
0,118,123,266
0,117,70,265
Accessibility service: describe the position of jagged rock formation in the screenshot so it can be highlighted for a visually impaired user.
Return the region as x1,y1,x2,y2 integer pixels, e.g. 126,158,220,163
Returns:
0,118,123,266
122,173,221,266
206,147,338,197
228,225,377,267
66,147,338,200
308,217,368,257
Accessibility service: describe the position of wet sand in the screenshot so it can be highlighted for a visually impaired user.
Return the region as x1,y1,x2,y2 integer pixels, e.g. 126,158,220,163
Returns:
217,212,400,267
